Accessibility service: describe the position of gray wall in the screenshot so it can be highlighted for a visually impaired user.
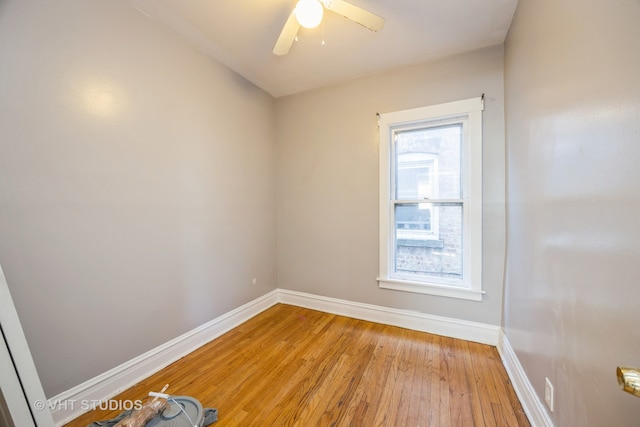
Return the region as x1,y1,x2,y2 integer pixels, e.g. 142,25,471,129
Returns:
0,0,277,397
276,45,506,325
503,0,640,425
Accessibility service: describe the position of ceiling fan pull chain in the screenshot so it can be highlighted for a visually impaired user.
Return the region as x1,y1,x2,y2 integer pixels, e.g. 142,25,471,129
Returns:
322,19,326,46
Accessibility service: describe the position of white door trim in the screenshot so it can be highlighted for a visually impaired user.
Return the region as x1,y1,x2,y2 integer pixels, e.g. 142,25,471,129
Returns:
0,264,55,427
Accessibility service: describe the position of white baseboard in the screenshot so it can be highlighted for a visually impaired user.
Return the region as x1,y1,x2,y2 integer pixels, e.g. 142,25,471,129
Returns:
276,289,500,345
497,330,554,427
49,290,280,426
51,288,503,425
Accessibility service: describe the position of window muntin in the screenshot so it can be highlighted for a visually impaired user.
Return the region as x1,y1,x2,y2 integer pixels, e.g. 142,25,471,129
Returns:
378,97,483,300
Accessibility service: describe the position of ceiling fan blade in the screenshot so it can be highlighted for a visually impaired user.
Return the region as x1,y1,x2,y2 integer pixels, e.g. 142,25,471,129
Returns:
273,10,300,56
323,0,384,31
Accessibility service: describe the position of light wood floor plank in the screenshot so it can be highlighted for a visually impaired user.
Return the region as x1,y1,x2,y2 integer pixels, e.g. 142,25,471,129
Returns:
64,304,530,427
450,338,474,426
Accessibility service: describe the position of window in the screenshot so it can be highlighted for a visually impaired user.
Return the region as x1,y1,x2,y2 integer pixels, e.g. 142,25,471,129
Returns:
378,97,484,301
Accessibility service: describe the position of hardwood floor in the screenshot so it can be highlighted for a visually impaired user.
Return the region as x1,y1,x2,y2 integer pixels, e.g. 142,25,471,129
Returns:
65,304,530,426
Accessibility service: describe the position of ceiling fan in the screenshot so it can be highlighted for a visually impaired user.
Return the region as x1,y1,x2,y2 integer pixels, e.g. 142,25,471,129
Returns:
273,0,384,56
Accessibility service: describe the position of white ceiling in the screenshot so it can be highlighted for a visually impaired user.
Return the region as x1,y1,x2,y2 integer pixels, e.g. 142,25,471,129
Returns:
131,0,519,98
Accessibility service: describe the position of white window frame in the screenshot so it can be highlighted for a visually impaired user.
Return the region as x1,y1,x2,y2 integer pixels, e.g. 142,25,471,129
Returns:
377,97,484,301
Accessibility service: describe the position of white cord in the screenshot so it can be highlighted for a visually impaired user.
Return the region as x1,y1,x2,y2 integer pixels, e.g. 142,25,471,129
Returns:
168,396,197,427
147,389,198,427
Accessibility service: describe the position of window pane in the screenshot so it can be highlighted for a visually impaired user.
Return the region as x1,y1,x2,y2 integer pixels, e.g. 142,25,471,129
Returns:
395,124,462,200
394,203,463,282
396,203,434,235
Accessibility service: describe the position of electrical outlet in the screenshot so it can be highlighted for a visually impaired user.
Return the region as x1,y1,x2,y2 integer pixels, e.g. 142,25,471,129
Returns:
544,377,554,412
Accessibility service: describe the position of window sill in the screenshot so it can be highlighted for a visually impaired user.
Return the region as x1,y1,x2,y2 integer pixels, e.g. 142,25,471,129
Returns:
377,277,484,301
396,238,444,248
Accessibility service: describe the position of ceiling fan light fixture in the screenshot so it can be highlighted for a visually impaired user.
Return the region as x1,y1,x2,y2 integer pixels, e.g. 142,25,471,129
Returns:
295,0,324,29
